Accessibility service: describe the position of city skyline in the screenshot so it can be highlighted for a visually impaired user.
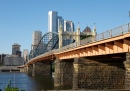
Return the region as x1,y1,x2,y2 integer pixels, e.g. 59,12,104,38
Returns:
0,0,130,54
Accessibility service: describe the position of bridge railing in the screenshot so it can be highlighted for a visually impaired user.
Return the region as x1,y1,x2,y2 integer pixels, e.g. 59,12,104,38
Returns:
58,23,130,52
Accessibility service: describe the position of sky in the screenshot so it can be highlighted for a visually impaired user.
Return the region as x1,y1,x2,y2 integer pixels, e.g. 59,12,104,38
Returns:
0,0,130,55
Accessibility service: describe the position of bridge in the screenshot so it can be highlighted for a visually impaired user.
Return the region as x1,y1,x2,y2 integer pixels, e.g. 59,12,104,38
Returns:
23,23,130,90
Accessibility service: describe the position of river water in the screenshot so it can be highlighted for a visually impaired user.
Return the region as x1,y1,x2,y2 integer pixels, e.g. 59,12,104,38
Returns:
0,72,71,91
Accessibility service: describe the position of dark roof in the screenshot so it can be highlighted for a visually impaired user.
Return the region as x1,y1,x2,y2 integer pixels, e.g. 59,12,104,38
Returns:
83,26,91,32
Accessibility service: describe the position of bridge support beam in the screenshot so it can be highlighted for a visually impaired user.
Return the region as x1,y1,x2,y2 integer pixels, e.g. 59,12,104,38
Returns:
124,52,130,89
73,57,125,90
32,62,52,76
27,64,33,76
54,58,73,87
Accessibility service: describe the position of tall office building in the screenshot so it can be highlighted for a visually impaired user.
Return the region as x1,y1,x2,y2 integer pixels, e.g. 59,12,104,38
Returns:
12,43,21,56
48,11,64,33
32,31,42,49
48,11,58,32
64,20,74,32
57,16,64,32
23,49,29,61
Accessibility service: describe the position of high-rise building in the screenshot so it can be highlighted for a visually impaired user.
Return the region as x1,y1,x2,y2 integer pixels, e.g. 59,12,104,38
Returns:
23,49,29,62
32,31,42,49
57,16,64,32
12,43,21,56
48,11,58,32
64,20,74,32
48,11,64,33
48,11,75,32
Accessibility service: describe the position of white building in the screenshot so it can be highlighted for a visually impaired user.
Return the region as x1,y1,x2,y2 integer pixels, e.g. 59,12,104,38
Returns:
23,49,29,61
48,11,58,32
64,20,74,32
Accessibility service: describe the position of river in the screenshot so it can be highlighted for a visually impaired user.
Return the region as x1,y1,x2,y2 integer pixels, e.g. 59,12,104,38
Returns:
0,72,71,91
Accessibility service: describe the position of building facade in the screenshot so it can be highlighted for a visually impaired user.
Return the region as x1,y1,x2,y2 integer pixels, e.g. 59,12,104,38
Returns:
48,11,58,32
64,20,74,32
12,43,21,57
48,11,75,33
57,16,64,32
32,31,42,49
23,49,29,62
4,55,24,66
0,54,7,65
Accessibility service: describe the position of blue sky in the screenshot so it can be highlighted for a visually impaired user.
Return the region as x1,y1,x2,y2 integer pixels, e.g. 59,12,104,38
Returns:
0,0,130,54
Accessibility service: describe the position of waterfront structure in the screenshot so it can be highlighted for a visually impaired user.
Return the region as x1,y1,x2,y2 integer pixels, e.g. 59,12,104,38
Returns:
12,43,21,56
2,43,25,66
4,55,24,66
64,20,74,32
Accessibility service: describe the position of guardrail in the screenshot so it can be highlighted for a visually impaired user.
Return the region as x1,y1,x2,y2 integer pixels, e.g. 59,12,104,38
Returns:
59,23,130,52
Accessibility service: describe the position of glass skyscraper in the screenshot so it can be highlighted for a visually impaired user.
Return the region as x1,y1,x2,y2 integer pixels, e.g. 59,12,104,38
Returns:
64,20,74,32
48,11,64,33
48,11,58,32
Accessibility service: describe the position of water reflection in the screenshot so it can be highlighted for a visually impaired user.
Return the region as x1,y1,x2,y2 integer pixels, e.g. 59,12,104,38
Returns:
0,72,71,91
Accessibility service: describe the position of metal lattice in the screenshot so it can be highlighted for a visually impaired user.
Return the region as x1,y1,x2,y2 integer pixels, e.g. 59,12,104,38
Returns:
29,32,58,60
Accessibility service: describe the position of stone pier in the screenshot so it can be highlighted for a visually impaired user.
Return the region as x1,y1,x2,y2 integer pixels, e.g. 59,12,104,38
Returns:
73,57,125,90
27,64,33,76
54,58,73,87
124,52,130,89
32,62,52,76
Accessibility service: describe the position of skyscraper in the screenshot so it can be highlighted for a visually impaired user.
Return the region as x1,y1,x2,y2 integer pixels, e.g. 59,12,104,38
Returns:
12,43,21,56
23,49,29,62
48,11,64,33
57,16,64,32
64,20,74,32
32,31,42,49
48,11,58,32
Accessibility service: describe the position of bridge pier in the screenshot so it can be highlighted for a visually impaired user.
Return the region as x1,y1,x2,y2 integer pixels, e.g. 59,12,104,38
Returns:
73,57,125,90
27,64,33,76
32,62,52,76
124,52,130,89
54,58,73,87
